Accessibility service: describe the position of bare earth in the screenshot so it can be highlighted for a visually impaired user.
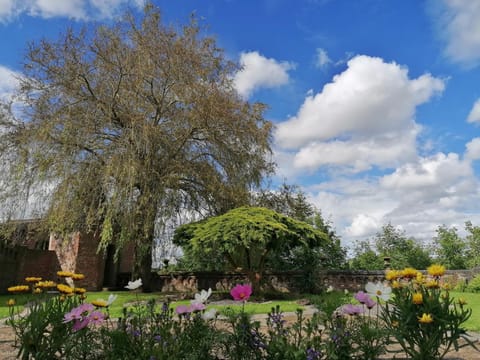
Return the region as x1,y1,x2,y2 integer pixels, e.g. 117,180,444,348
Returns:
1,309,479,359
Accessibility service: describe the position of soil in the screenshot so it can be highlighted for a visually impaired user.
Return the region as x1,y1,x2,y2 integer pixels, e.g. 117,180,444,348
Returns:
1,308,479,359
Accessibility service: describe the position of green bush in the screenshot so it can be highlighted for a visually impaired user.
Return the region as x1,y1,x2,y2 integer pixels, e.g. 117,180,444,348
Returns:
466,274,480,293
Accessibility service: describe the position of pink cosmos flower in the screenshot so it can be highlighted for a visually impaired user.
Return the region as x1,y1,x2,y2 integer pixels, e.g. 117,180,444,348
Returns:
63,303,94,323
354,291,370,304
340,304,364,316
175,305,190,315
190,302,206,312
230,284,252,302
88,311,105,326
72,318,90,332
364,296,377,309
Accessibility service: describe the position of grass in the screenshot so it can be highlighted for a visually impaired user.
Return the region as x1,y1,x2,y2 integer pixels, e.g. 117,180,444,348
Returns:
0,291,307,319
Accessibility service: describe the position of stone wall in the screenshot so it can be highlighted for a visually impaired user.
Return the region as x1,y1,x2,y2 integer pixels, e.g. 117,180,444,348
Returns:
149,268,477,294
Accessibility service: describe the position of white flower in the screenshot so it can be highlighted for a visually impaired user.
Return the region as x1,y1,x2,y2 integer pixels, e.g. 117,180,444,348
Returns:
191,288,212,305
201,308,217,321
107,294,118,306
326,285,334,293
365,281,391,301
125,278,142,290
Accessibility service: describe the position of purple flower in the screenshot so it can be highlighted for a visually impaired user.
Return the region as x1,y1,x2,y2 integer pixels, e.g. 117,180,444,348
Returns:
190,302,206,312
354,291,370,304
87,311,105,325
63,303,94,323
72,317,90,332
175,305,190,315
340,304,364,316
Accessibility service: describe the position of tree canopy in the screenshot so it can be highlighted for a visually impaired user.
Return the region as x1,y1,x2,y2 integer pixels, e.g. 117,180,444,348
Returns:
173,206,331,288
0,4,274,288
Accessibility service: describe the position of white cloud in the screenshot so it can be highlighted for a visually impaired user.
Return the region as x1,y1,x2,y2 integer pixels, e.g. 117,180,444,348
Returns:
233,51,295,98
315,48,331,68
433,0,480,66
345,214,381,237
467,98,480,123
0,0,144,22
274,55,445,173
306,152,480,248
465,137,480,160
380,153,471,190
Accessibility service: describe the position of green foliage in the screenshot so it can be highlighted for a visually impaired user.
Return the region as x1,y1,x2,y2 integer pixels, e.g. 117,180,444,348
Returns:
349,241,384,270
466,221,480,268
433,225,468,269
350,223,432,270
466,274,480,293
173,206,331,282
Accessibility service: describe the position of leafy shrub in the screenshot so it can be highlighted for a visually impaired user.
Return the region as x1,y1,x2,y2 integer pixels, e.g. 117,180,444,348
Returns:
466,274,480,293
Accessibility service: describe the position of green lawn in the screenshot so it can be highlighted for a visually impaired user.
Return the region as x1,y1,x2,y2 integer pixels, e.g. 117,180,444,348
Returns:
0,291,306,319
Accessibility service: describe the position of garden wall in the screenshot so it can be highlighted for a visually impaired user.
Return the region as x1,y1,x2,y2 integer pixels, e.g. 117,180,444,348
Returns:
0,243,61,294
149,268,476,295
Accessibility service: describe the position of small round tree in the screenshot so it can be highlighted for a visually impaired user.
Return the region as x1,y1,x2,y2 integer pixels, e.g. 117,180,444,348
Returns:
173,206,330,292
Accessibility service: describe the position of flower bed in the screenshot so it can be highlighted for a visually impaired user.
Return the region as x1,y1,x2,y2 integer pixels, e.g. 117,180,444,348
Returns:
4,265,480,359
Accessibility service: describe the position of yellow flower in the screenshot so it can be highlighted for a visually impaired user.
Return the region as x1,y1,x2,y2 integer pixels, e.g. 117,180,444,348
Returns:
25,277,42,283
74,287,86,294
7,285,30,293
425,280,439,289
415,272,424,283
442,283,451,290
35,280,56,288
33,288,42,294
57,284,74,294
385,270,401,281
402,267,418,279
418,313,433,324
71,273,85,280
59,295,65,302
57,271,74,278
391,280,402,289
412,293,423,305
7,299,15,306
91,299,108,308
427,264,446,277
458,298,467,306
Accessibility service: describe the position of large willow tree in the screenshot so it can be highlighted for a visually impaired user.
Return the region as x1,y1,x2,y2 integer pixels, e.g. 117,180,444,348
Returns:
0,4,273,289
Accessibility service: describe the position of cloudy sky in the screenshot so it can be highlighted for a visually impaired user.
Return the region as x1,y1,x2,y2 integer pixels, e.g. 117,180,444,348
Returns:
0,0,480,250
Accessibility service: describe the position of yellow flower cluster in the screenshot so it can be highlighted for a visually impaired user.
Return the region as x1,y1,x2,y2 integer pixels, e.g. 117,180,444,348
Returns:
7,285,30,293
91,299,108,308
71,273,85,280
74,287,86,294
57,271,75,278
35,280,57,288
25,277,42,283
57,284,74,294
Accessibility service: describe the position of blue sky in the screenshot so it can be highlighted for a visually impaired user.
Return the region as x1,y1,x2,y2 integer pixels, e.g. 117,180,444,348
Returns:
1,0,480,250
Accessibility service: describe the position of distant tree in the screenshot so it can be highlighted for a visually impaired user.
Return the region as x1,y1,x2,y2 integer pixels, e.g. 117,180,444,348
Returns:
433,225,467,269
465,221,480,268
173,206,330,291
374,223,432,269
253,183,314,222
0,4,274,290
349,240,384,270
